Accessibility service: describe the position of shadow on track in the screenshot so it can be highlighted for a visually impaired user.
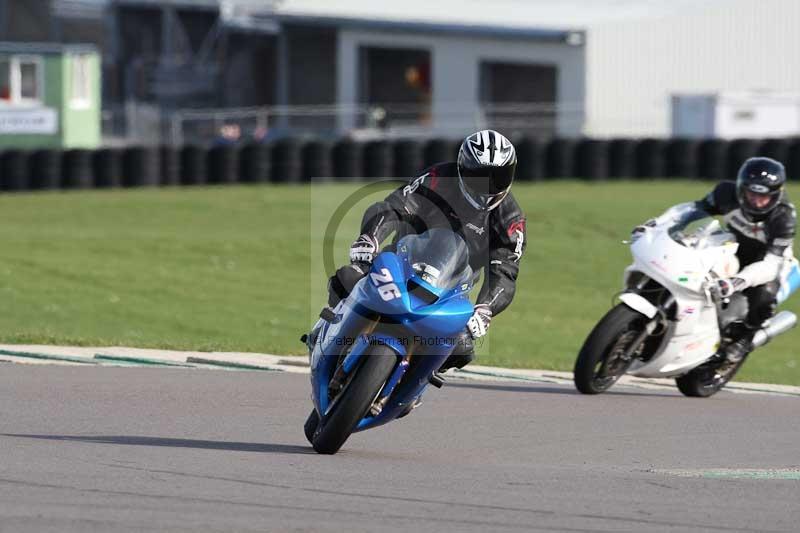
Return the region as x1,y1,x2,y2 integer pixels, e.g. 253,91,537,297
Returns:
1,434,315,454
448,381,679,398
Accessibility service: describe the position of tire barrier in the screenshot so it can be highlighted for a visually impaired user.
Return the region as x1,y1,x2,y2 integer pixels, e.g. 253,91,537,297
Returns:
363,141,394,179
665,138,700,178
758,138,790,166
394,140,424,179
271,139,303,183
575,139,609,180
122,147,160,187
423,138,455,168
727,139,760,178
62,149,93,189
160,146,181,186
788,139,800,181
545,138,576,179
93,148,122,188
608,139,637,179
0,150,30,191
514,137,544,181
29,149,62,190
239,143,271,183
3,136,800,194
332,140,363,181
635,139,667,178
302,141,333,182
180,145,208,185
207,145,240,184
698,139,729,181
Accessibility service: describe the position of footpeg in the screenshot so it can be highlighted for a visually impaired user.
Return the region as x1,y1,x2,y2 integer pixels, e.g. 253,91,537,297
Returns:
429,372,445,388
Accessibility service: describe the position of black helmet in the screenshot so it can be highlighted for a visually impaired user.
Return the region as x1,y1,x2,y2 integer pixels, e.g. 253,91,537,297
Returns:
736,157,786,221
457,130,517,211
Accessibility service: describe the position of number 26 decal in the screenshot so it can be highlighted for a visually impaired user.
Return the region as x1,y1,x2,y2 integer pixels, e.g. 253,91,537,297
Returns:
370,268,401,301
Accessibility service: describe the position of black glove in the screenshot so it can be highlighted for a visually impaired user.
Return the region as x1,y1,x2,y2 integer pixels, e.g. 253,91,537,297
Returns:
350,234,379,265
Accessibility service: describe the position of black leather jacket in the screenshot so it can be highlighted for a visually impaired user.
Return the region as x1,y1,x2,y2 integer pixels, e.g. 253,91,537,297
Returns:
697,181,796,266
360,162,526,315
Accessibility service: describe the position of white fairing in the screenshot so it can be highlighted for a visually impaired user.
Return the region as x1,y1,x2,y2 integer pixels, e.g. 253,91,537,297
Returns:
622,218,741,377
618,293,657,319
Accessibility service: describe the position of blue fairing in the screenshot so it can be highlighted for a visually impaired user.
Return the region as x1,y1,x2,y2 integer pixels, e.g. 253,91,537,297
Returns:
310,231,474,432
778,261,800,304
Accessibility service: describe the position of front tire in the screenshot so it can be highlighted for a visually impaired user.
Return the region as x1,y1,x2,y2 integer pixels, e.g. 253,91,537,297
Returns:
574,304,646,394
675,357,746,398
303,409,320,444
312,345,397,454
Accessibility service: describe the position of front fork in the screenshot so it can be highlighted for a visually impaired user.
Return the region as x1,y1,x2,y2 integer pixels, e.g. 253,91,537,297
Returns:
621,275,675,362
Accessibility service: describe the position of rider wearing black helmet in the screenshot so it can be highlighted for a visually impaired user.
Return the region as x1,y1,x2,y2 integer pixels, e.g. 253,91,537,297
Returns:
321,129,526,371
636,157,796,362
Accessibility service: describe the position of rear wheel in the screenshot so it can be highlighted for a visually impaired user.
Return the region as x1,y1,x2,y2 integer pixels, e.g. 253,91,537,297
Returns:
675,356,746,398
312,345,397,454
574,304,647,394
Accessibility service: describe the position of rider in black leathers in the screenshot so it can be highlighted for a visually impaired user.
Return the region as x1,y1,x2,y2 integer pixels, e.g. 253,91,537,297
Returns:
635,157,796,362
322,130,527,371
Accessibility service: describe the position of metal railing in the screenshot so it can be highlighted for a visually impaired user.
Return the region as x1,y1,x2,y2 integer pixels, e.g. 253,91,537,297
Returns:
101,101,586,146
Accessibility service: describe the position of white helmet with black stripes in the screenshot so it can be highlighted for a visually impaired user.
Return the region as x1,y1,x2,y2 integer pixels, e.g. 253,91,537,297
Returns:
457,130,517,211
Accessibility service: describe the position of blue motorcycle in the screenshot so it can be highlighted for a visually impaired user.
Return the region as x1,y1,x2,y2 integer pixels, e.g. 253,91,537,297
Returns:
304,229,475,454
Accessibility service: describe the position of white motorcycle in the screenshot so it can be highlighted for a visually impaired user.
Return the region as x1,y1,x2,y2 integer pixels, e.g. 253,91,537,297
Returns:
574,211,799,397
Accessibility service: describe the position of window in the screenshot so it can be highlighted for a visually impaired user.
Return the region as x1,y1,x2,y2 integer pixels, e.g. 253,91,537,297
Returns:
360,46,432,126
0,55,43,106
479,61,558,137
20,61,39,100
71,54,91,108
0,59,10,101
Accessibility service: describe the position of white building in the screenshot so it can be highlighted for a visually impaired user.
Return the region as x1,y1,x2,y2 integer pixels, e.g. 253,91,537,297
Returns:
271,0,800,138
6,0,799,140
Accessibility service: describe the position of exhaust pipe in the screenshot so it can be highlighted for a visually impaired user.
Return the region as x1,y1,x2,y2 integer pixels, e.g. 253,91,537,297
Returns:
752,311,798,349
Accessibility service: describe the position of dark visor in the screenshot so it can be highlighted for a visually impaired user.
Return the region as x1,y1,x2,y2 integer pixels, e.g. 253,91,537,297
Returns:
459,165,514,194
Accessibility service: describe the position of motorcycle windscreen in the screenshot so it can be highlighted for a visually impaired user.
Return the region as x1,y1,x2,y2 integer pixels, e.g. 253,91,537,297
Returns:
396,229,472,291
668,212,736,250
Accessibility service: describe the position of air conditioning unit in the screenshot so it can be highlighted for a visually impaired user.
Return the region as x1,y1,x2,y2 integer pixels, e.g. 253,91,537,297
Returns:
672,92,800,139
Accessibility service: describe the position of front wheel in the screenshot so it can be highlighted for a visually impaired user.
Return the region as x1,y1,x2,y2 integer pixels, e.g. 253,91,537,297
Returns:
675,357,746,398
311,345,397,454
303,409,320,444
574,304,647,394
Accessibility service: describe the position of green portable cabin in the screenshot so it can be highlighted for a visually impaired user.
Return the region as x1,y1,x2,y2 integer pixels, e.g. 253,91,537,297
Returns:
0,42,100,149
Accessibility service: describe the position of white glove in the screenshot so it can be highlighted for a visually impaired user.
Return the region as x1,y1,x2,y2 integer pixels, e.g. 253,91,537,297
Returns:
714,277,747,299
467,304,493,339
349,234,379,264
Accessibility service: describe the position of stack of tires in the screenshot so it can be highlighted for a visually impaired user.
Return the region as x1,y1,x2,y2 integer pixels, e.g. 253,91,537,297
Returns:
1,135,799,193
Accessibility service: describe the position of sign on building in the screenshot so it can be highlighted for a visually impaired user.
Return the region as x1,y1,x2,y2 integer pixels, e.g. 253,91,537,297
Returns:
0,107,59,134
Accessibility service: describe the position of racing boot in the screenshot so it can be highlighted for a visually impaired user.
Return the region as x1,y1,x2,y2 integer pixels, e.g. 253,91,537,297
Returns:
437,330,475,372
724,324,756,363
301,317,324,353
301,306,340,353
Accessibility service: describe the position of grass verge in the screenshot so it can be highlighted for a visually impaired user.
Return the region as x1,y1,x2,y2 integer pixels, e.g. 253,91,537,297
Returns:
0,181,797,385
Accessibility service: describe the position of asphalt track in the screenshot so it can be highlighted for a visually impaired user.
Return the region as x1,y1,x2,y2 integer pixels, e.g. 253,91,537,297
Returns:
1,365,798,532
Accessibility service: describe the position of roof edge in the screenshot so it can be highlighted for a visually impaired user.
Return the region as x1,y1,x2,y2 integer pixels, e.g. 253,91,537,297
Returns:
267,13,585,43
0,41,100,55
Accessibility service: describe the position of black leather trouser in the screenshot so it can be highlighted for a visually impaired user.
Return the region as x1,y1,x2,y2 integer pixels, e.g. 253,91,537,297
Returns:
327,264,367,307
743,281,779,330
